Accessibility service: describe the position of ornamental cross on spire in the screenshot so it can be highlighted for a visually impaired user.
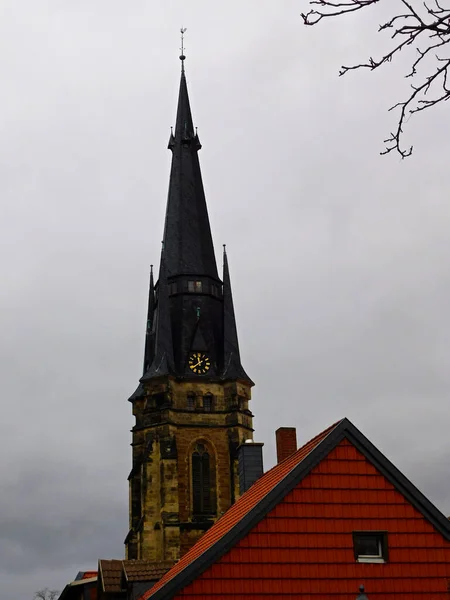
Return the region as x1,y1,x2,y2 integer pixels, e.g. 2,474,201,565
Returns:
180,27,186,71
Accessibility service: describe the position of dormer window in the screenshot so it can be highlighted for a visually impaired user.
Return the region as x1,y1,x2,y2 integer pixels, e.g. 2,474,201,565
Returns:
188,281,202,293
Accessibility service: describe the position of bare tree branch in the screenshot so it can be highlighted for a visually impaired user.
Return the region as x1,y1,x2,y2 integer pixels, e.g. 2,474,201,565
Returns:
34,588,60,600
301,0,450,157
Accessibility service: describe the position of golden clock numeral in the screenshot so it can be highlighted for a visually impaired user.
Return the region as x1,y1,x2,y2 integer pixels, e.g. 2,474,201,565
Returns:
188,352,211,373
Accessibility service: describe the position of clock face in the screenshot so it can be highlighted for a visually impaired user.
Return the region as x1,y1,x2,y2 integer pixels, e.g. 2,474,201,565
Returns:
189,352,211,374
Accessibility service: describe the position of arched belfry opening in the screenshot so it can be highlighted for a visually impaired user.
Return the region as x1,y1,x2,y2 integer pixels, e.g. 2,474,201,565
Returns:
191,441,216,517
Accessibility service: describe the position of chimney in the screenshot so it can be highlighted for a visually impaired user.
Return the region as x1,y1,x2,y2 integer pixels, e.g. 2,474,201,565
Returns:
238,441,264,494
276,427,297,463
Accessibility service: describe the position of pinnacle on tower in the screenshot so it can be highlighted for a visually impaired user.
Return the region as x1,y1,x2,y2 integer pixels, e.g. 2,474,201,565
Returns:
222,245,253,384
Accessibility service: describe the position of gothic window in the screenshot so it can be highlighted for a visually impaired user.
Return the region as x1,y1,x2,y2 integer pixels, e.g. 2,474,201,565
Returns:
187,393,195,411
203,393,213,412
192,442,215,516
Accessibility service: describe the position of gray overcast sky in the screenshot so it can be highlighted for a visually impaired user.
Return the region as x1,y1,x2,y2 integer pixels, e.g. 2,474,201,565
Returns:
1,1,450,598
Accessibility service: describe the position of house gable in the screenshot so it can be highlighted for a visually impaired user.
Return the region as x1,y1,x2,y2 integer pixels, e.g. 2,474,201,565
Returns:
142,418,450,599
194,440,450,598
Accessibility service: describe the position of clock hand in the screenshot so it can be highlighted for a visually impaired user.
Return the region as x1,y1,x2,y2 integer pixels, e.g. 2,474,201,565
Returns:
191,359,203,368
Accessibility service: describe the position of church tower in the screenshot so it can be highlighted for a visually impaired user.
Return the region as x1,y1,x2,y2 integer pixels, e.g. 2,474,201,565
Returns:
125,53,254,562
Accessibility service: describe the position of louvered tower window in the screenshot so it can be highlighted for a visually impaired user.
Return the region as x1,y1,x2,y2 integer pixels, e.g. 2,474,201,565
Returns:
192,442,214,516
203,393,213,412
187,393,195,411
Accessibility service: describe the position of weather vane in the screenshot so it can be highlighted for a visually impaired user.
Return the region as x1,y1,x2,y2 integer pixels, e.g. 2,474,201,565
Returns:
180,27,187,67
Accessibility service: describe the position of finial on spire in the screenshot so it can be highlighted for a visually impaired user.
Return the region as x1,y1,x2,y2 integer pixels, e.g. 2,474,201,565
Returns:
356,584,369,600
150,264,153,274
180,27,187,71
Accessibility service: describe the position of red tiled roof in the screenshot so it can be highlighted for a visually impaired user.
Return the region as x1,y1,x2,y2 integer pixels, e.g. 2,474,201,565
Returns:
81,571,97,580
171,439,450,599
141,420,342,600
123,560,174,582
99,559,123,593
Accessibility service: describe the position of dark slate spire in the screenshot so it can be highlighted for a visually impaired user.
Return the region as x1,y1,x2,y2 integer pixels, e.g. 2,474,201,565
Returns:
141,255,174,381
222,246,253,385
161,58,219,280
143,265,155,375
133,56,251,387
